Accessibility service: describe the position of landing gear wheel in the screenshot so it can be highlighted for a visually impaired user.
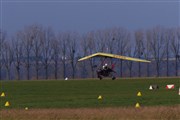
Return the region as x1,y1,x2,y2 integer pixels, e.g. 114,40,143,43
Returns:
112,76,116,80
98,75,102,80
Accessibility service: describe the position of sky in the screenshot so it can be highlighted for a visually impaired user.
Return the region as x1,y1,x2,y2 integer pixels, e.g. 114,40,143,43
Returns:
0,0,180,35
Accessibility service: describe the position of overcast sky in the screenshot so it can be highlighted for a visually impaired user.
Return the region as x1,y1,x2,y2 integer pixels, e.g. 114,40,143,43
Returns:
0,0,180,35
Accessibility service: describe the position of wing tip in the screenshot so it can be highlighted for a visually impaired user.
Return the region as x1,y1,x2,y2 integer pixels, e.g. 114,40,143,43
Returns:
78,58,83,62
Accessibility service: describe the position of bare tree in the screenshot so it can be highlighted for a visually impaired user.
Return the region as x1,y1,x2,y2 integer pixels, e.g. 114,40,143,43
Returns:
126,44,136,77
114,27,130,77
171,27,180,76
2,41,14,80
164,28,173,77
95,29,114,68
41,27,54,79
51,37,60,79
145,30,152,77
103,29,117,66
58,32,69,79
95,30,106,52
134,30,145,77
19,27,34,80
80,33,90,78
105,29,116,54
13,33,23,80
86,31,96,78
0,30,6,80
31,25,43,80
67,32,79,79
149,27,166,77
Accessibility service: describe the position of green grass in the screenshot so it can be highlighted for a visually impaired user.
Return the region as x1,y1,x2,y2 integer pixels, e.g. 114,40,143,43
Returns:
0,78,179,109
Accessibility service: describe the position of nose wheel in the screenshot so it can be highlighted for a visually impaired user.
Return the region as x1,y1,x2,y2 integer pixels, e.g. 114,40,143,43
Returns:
112,76,116,80
98,75,103,80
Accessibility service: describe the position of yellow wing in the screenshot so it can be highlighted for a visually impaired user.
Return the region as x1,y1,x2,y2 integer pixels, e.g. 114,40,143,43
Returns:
78,52,151,63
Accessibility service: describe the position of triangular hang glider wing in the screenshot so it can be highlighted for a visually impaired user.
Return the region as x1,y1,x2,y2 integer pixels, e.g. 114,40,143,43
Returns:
78,52,151,63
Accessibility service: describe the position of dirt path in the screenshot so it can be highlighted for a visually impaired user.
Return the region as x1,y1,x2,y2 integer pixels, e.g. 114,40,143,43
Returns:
1,106,180,120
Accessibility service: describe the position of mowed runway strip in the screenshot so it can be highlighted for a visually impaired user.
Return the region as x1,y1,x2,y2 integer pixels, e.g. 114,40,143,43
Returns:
0,78,180,119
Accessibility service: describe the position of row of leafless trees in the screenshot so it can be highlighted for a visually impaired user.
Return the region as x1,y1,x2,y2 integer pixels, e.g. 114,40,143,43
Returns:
0,25,179,80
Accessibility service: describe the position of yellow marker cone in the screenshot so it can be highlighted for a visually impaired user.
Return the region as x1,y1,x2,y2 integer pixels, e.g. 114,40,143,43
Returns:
135,103,140,108
98,95,102,100
5,101,10,107
25,107,29,110
137,92,142,97
1,92,5,97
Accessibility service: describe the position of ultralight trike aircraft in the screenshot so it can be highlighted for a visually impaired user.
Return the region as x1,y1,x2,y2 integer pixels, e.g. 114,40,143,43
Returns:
78,52,151,80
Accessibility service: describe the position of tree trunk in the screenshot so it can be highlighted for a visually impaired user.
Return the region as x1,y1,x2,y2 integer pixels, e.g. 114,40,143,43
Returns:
138,62,141,77
0,66,1,80
7,69,10,80
147,63,150,77
36,61,39,80
16,66,20,80
27,65,30,80
166,46,169,77
63,60,66,79
166,57,169,77
129,65,132,77
156,62,160,77
91,66,94,78
120,60,123,77
72,65,75,79
175,58,178,76
54,61,58,79
45,65,48,79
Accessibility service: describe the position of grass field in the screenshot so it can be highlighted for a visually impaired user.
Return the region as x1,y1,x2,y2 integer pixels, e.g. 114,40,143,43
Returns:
0,78,180,119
